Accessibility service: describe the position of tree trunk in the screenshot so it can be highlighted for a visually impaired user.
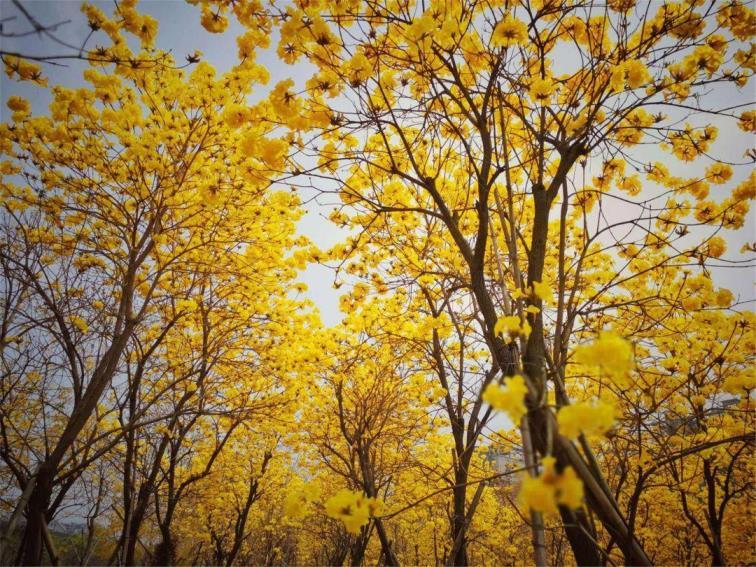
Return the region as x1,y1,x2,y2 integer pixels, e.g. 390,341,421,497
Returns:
558,507,601,566
711,545,726,567
463,178,649,566
18,323,136,565
18,467,53,566
349,530,369,567
153,525,175,567
451,476,469,566
374,519,399,567
123,496,149,566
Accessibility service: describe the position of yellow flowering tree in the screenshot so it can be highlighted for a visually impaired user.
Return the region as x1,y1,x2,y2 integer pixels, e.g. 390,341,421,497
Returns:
0,2,310,564
0,0,753,565
196,0,755,563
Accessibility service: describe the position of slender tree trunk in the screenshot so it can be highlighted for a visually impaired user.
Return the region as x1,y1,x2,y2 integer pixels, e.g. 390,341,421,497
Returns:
0,472,36,564
374,519,399,567
349,526,372,567
123,494,150,567
40,518,58,566
711,545,726,567
450,474,469,566
18,322,136,565
465,177,649,566
468,266,649,565
19,467,53,566
521,416,548,567
153,524,175,567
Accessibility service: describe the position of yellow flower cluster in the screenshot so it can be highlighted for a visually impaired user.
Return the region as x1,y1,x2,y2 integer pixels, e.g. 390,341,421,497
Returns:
119,0,158,47
609,59,652,91
667,124,718,162
531,280,552,304
494,315,531,343
482,374,528,424
705,236,727,258
200,4,228,33
706,163,733,184
3,55,46,86
556,400,615,440
573,331,634,383
70,315,89,334
519,457,583,515
528,77,554,103
739,110,756,132
283,482,321,520
6,96,30,121
492,15,528,48
324,489,385,534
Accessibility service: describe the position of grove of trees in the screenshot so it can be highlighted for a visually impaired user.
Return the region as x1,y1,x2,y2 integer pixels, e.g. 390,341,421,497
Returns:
0,0,754,565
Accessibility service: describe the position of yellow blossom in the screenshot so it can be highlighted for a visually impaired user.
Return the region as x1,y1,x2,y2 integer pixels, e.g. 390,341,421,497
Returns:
482,374,528,423
324,489,383,535
494,315,531,343
610,59,651,91
519,457,584,515
618,175,642,196
3,55,47,85
555,466,584,509
519,474,559,515
284,484,320,520
200,5,228,33
70,315,89,334
573,331,634,382
624,59,652,88
738,110,756,132
528,77,554,103
705,163,733,184
6,96,30,121
705,236,727,258
510,288,526,300
492,16,528,48
557,400,615,440
715,288,733,307
722,372,755,394
531,280,552,303
259,138,288,169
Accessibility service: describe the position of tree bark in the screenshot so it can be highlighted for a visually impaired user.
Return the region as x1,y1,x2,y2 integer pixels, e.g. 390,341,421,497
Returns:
152,525,175,567
18,322,136,565
374,519,399,567
19,466,53,566
521,415,548,567
450,474,469,567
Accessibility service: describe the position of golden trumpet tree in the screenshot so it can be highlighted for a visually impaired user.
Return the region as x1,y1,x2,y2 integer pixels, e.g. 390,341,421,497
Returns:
0,1,313,564
0,0,753,565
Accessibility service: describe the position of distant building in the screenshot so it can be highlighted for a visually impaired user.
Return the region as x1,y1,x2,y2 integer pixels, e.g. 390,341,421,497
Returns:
661,396,741,435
